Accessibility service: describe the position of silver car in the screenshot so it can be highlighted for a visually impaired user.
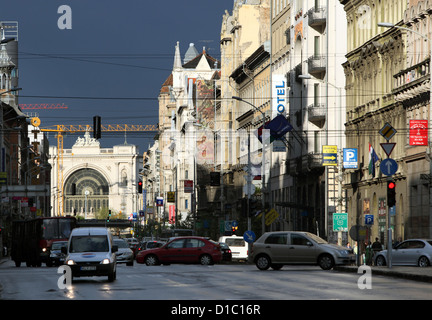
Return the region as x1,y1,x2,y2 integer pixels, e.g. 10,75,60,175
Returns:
114,239,134,266
250,231,355,270
375,239,432,267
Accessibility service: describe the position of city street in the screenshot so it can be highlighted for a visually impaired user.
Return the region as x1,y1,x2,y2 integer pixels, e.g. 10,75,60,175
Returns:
1,259,431,301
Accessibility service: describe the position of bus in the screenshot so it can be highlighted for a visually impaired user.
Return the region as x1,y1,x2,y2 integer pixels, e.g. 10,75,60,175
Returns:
11,216,76,267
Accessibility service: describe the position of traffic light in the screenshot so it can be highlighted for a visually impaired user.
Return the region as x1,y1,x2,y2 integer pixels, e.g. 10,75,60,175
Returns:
231,225,238,234
93,115,101,139
138,181,143,193
387,180,396,207
107,210,111,222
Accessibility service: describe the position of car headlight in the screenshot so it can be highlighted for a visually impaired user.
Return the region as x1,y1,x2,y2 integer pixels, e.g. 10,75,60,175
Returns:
66,259,76,265
338,250,349,255
101,259,110,264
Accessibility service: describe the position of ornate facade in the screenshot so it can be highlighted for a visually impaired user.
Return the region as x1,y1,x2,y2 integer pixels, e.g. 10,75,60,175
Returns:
49,130,140,219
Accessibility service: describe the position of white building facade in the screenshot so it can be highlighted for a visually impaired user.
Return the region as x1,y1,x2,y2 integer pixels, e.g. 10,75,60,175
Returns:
49,130,140,219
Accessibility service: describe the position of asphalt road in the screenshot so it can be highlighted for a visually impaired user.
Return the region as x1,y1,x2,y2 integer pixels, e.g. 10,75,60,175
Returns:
1,259,431,301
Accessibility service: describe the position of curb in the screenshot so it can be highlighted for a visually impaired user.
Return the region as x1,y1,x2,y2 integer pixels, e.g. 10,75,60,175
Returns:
334,265,432,283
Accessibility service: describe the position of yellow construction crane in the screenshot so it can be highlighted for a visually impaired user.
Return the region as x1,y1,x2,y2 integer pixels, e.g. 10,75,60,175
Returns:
32,117,158,216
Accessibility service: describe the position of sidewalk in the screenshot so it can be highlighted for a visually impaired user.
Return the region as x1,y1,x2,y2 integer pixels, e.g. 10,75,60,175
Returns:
335,265,432,283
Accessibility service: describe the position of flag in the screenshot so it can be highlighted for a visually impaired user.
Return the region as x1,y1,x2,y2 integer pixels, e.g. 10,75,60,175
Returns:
368,144,379,177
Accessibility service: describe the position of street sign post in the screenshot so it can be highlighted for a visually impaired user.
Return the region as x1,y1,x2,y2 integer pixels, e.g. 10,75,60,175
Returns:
332,213,348,232
323,145,338,166
243,230,256,243
343,148,358,169
380,143,396,157
380,158,398,176
365,214,374,225
379,123,397,141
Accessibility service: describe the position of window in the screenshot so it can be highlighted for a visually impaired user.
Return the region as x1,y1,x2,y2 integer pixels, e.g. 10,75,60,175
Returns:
167,239,185,249
291,234,310,246
265,233,288,245
70,235,109,253
184,239,205,248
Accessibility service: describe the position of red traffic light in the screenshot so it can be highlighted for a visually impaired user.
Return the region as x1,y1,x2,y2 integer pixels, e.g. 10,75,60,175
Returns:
388,182,395,189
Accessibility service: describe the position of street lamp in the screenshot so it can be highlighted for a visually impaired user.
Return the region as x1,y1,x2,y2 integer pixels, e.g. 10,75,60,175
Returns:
378,21,432,268
232,96,267,234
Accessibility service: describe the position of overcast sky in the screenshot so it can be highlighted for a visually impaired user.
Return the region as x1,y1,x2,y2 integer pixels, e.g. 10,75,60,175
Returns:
2,0,232,151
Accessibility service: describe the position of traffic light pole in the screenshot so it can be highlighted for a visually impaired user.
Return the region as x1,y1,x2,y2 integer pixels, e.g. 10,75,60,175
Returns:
387,178,394,268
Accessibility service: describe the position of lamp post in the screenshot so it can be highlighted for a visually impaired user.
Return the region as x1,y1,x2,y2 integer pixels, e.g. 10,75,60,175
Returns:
232,96,267,234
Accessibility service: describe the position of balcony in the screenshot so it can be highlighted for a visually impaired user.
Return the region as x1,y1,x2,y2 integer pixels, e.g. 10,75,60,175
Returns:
307,6,326,30
393,57,430,107
307,103,326,126
307,55,326,77
288,152,323,175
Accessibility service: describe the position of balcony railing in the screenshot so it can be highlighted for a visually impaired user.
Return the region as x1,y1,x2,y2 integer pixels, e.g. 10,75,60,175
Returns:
288,152,323,175
307,103,326,125
307,6,327,28
307,55,326,76
393,57,430,104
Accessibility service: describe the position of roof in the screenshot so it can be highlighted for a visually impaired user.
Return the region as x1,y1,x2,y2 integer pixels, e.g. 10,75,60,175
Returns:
71,227,110,236
160,73,173,94
182,49,220,69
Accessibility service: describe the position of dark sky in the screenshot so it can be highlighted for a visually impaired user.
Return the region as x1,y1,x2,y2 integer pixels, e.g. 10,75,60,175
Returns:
2,0,232,152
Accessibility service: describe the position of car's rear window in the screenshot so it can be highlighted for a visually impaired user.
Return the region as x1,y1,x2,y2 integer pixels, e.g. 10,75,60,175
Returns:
226,238,245,247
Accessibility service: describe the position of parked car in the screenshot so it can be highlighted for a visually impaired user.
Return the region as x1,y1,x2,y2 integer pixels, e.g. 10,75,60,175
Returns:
126,238,139,256
48,241,68,266
218,235,248,261
375,239,432,267
113,239,134,266
136,236,222,266
219,242,232,262
250,231,355,270
135,240,165,256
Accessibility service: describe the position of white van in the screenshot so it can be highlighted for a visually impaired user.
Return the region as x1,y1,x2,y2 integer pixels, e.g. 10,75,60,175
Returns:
63,227,118,282
219,235,248,261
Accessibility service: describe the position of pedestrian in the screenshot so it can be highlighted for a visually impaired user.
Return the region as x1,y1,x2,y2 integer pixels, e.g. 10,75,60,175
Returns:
365,241,373,265
353,242,358,254
372,237,382,253
393,236,402,248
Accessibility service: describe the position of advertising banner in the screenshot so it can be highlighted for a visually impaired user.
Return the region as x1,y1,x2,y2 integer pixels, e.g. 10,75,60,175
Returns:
409,120,428,146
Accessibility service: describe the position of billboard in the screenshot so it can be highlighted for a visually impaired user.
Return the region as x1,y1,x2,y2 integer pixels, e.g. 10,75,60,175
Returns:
409,120,428,146
272,74,287,117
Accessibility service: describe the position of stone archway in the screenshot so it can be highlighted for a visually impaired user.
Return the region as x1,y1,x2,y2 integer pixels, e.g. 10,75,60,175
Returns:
64,168,109,217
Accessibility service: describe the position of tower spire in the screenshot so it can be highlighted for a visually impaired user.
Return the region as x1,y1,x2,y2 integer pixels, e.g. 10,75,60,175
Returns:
173,41,182,70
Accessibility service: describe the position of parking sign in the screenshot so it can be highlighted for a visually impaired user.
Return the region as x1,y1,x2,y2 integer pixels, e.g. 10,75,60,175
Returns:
343,148,358,169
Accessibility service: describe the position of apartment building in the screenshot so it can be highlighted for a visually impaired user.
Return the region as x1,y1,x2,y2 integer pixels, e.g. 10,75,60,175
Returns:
341,0,409,243
267,0,347,240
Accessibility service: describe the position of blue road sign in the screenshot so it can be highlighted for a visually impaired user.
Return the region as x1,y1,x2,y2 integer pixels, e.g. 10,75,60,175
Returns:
365,215,374,225
380,158,398,176
343,148,358,169
243,230,256,243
